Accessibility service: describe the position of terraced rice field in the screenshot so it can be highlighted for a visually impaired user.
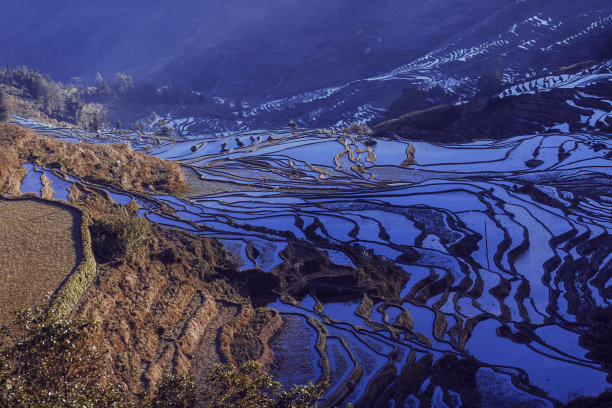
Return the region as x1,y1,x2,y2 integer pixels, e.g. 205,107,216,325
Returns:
13,117,612,407
126,5,612,134
0,199,82,323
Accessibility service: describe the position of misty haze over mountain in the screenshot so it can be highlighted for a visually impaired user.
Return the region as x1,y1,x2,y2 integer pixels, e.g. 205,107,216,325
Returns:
1,0,509,93
2,0,610,104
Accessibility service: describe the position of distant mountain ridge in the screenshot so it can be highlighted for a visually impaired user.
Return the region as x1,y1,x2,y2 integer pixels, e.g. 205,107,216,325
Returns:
0,0,509,94
1,0,611,130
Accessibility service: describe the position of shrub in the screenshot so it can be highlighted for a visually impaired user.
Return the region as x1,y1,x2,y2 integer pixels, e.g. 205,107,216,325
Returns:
230,308,276,365
341,122,372,136
159,126,172,137
61,94,84,122
0,305,126,407
88,112,100,131
201,361,327,408
90,217,151,263
0,124,187,195
0,88,9,122
0,305,326,408
148,374,196,408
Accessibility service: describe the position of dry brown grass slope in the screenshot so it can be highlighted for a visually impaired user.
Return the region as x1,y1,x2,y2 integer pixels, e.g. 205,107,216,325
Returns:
0,124,186,196
75,221,250,397
0,198,82,324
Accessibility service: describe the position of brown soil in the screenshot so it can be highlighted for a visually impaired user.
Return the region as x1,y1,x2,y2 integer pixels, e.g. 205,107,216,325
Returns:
0,198,82,324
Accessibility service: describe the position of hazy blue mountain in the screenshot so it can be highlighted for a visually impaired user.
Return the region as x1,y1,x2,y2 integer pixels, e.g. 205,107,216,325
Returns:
2,0,611,129
0,0,519,95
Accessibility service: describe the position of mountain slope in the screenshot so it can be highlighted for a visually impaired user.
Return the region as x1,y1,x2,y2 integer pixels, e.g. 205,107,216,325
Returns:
0,0,504,92
11,116,612,406
373,60,612,141
2,1,611,130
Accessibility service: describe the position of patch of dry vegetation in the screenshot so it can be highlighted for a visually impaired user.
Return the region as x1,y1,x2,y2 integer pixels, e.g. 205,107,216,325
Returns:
222,307,281,366
0,198,82,324
0,168,276,402
0,124,186,195
70,197,249,397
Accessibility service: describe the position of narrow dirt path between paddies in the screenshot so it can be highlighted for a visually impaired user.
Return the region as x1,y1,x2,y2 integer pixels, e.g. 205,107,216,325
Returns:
0,198,82,323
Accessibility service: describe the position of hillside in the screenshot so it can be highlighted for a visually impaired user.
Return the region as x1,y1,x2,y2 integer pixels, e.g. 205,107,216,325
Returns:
0,124,290,402
2,1,612,406
5,115,612,407
373,60,612,141
1,1,611,130
0,0,510,95
0,123,186,195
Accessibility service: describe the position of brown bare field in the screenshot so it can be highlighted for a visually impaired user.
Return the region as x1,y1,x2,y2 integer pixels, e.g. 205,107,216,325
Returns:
0,199,82,323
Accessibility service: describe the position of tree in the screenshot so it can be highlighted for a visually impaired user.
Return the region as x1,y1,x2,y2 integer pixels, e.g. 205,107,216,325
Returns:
88,112,100,131
39,81,63,116
11,66,49,100
89,217,151,263
63,95,85,123
342,122,372,136
94,73,113,98
112,73,133,95
0,306,126,407
159,126,172,137
0,88,10,122
4,63,11,85
201,361,327,408
70,76,87,91
0,66,8,85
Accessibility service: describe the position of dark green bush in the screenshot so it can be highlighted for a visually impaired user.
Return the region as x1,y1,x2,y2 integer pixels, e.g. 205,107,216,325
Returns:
90,217,151,263
0,88,9,122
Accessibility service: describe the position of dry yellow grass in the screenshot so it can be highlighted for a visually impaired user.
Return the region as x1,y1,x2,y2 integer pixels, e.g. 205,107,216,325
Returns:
0,199,82,323
0,124,186,196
